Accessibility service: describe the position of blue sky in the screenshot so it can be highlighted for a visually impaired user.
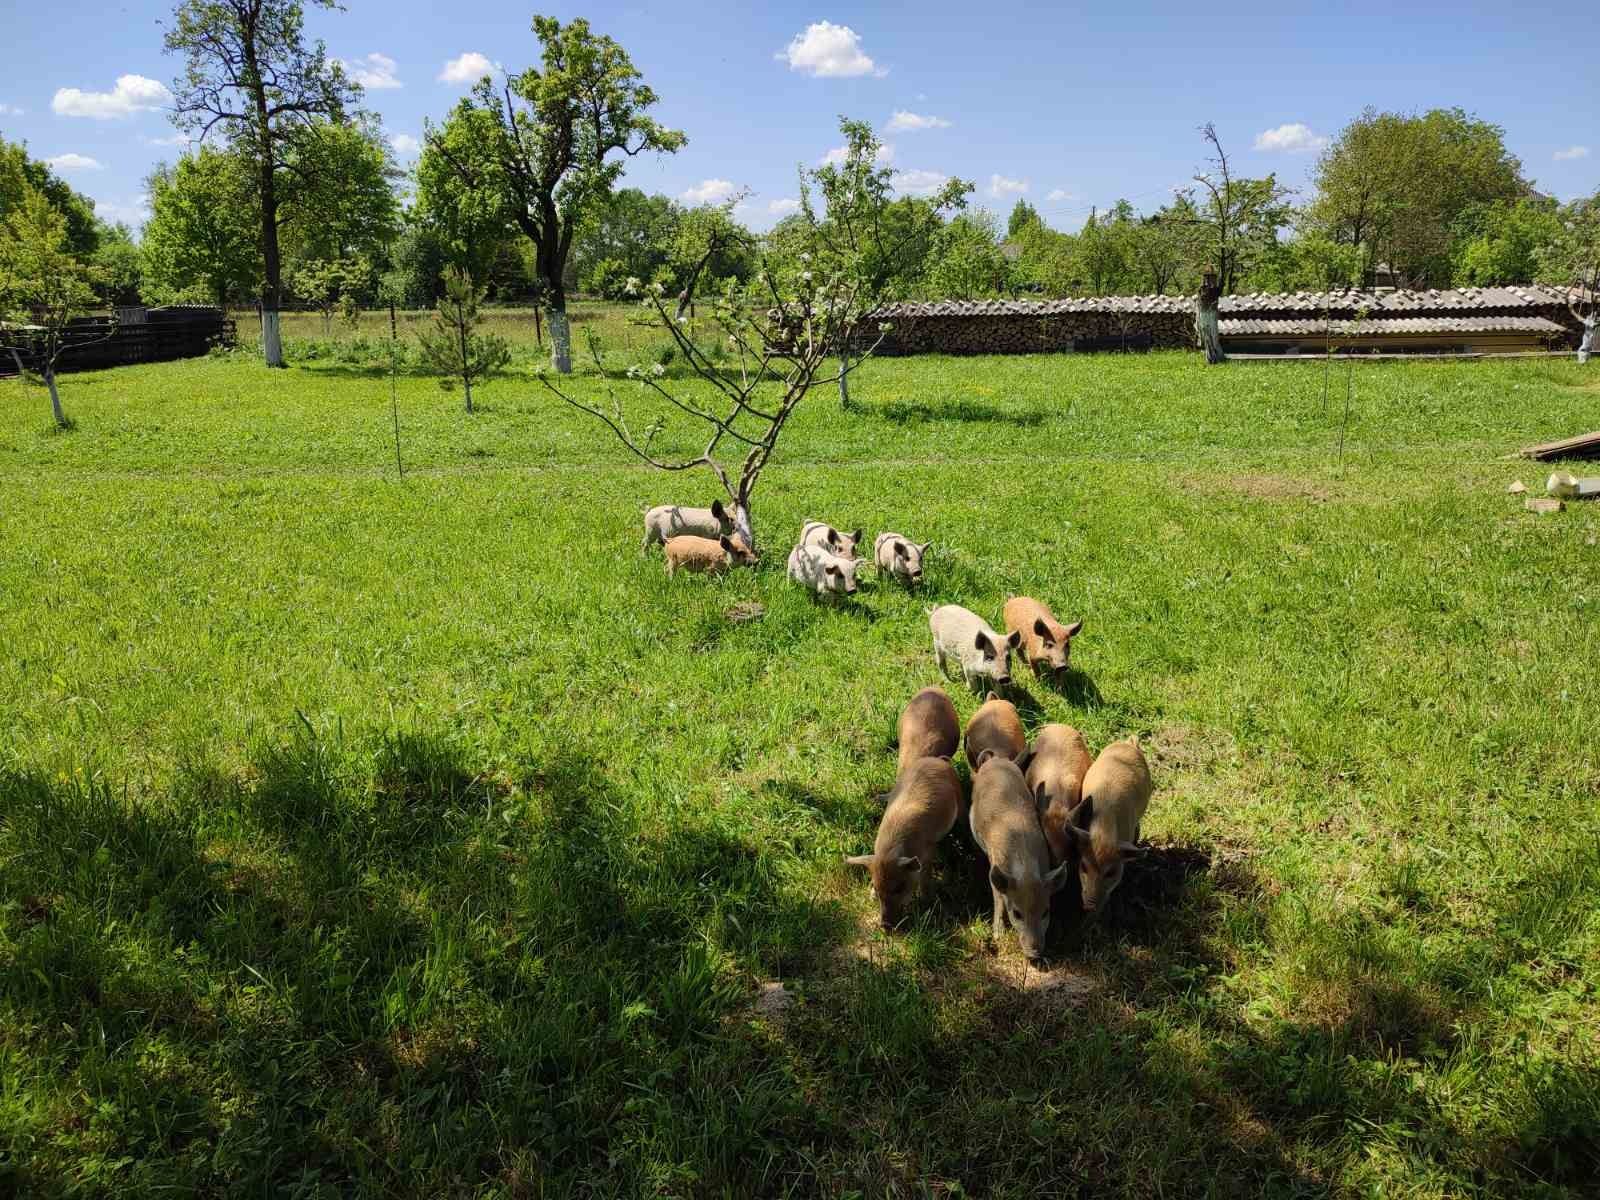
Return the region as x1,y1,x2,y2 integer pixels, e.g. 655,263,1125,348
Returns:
2,1,1595,235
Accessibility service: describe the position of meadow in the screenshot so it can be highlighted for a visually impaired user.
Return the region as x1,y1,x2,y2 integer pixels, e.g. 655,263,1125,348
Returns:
1,327,1598,1197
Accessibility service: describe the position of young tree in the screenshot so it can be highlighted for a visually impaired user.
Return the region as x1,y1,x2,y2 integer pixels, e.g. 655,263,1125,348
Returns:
142,147,261,307
924,211,1010,298
536,208,898,550
93,223,145,306
800,118,971,405
417,266,511,412
424,15,685,374
1188,124,1293,293
291,256,366,333
0,189,114,428
1539,192,1600,363
1006,198,1042,239
0,134,102,259
164,0,361,366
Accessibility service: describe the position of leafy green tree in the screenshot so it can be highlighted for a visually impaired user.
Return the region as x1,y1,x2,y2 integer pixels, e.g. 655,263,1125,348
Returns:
1075,204,1137,296
0,189,111,428
1129,196,1202,295
423,15,685,373
1006,198,1042,239
381,220,448,308
668,202,757,315
1453,197,1562,285
165,0,361,366
291,257,368,332
278,119,400,270
416,266,511,412
1538,191,1600,362
0,134,101,258
925,211,1009,298
93,223,145,306
1306,107,1529,286
142,146,261,308
570,187,677,293
415,106,523,292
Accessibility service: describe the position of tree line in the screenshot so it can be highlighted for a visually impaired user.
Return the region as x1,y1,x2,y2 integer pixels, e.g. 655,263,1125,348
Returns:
4,1,1599,377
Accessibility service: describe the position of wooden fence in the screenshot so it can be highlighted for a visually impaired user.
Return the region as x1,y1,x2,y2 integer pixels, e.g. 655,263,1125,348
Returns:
0,307,236,376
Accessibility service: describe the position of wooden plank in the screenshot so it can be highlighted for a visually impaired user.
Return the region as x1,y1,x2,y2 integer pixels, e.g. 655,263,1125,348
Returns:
1521,431,1600,461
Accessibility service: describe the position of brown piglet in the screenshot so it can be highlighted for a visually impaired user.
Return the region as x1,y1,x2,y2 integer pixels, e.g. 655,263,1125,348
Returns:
1003,596,1083,677
664,534,757,575
964,693,1025,767
1057,737,1152,913
1018,724,1093,865
846,757,963,929
969,751,1070,960
897,687,959,776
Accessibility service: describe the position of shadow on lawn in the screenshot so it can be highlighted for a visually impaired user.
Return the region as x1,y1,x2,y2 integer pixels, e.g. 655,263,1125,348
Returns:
876,397,1047,427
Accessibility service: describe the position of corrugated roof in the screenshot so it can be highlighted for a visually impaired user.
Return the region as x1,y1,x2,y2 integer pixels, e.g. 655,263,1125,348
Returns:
1220,315,1567,336
875,296,1192,317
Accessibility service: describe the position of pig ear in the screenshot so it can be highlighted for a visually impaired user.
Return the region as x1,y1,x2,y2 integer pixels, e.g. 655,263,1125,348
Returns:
989,865,1011,893
826,528,840,548
896,855,921,871
1032,780,1049,812
974,631,994,654
919,542,932,556
1046,861,1073,892
1006,630,1022,650
851,528,863,544
710,499,725,519
1014,746,1036,773
1064,798,1089,826
1063,620,1083,638
975,748,997,770
844,854,875,868
1033,617,1051,640
719,535,735,552
893,540,908,558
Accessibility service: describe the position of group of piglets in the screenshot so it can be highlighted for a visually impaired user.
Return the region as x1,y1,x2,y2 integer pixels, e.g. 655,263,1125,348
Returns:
929,596,1084,693
787,520,932,597
847,685,1152,962
643,500,759,575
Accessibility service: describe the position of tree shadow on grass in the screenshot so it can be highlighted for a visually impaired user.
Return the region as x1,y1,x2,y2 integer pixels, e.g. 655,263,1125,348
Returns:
1035,664,1104,708
875,398,1048,427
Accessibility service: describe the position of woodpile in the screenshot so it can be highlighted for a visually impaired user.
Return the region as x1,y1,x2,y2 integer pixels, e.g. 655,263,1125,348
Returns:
869,300,1196,356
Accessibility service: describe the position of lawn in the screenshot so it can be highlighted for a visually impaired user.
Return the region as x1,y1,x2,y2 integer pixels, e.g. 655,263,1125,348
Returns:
1,342,1598,1197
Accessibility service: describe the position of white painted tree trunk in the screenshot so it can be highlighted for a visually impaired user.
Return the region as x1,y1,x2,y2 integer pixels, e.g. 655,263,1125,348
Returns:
1196,308,1225,364
262,310,285,368
549,308,572,375
45,366,65,428
837,351,851,408
1579,317,1595,366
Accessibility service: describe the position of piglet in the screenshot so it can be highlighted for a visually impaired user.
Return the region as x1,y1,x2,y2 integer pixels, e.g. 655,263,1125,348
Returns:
643,500,733,550
788,542,859,596
964,693,1025,767
800,520,863,561
874,533,931,587
1057,737,1152,913
897,687,959,776
1019,724,1092,865
1002,597,1083,677
929,605,1019,692
664,534,757,576
969,751,1069,960
846,756,962,929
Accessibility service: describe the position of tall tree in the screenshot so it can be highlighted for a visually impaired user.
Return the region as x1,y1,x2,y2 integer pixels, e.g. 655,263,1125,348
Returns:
1305,108,1528,286
0,189,112,428
1006,198,1042,238
424,15,685,373
0,134,101,258
277,118,400,267
142,147,261,307
164,0,360,366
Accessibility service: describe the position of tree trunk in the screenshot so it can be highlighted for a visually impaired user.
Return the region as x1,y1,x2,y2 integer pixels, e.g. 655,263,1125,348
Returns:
1196,271,1226,365
460,313,474,412
534,305,543,348
549,306,572,375
837,350,851,409
251,47,285,369
45,365,66,428
1580,317,1596,366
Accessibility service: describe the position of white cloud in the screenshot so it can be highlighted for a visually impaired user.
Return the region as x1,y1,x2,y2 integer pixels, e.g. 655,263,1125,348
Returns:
680,178,738,205
1253,123,1329,154
886,110,950,133
141,133,189,148
1554,145,1590,162
892,168,949,197
768,197,801,217
95,193,151,228
819,142,894,167
340,52,401,90
438,52,494,84
46,153,105,172
988,173,1028,198
390,133,420,156
0,103,23,116
53,74,173,120
778,22,884,78
1046,188,1074,202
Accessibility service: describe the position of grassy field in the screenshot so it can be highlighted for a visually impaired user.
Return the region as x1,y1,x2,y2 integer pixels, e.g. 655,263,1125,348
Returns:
2,340,1598,1197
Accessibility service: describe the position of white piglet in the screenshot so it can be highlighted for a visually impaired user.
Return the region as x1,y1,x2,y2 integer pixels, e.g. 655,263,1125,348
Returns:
788,542,860,596
874,533,931,586
643,500,734,551
799,520,863,560
929,604,1020,692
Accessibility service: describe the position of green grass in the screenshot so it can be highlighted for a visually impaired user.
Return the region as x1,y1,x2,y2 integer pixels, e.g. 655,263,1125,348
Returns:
2,345,1599,1197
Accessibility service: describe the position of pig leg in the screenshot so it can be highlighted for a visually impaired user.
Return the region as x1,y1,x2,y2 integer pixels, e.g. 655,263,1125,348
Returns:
934,640,949,677
991,884,1007,941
